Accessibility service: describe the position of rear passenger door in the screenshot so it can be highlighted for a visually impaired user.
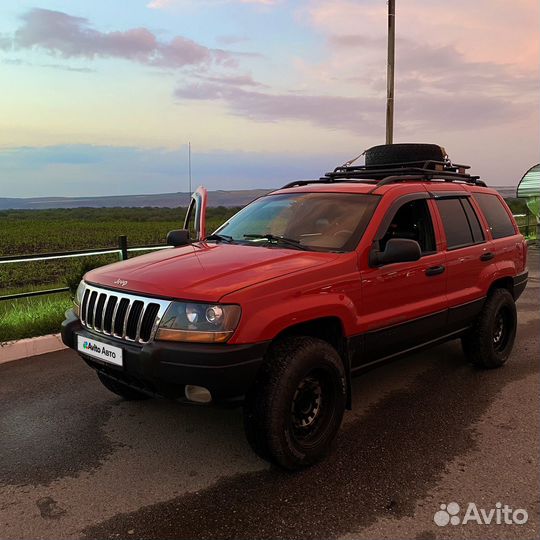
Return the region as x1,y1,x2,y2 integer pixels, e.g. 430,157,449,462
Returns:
432,193,494,332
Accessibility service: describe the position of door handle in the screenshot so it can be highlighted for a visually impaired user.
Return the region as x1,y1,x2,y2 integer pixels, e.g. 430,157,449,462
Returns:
425,265,445,276
480,252,494,261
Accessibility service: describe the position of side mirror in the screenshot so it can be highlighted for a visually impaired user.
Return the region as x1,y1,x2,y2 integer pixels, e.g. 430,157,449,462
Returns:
371,238,422,266
167,229,190,247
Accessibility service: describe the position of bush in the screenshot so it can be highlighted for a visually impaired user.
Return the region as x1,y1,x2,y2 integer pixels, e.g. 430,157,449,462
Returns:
64,259,107,297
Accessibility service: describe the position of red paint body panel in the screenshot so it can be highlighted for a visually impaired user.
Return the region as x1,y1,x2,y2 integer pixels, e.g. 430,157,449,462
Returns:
222,254,361,343
85,242,340,303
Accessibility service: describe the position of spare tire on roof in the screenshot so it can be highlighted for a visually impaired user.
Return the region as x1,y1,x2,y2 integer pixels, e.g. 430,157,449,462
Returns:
365,143,447,166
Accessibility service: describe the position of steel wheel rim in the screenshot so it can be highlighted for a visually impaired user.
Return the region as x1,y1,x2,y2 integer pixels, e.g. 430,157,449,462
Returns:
291,376,323,431
289,368,337,447
493,306,511,352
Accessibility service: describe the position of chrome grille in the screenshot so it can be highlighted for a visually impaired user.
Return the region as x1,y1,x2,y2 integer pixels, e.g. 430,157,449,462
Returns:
80,283,170,344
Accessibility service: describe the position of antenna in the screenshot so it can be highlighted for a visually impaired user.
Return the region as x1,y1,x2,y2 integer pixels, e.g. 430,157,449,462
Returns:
386,0,395,144
188,142,192,194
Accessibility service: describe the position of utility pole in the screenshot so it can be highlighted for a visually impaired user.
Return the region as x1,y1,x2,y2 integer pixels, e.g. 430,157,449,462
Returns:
386,0,395,144
188,142,192,194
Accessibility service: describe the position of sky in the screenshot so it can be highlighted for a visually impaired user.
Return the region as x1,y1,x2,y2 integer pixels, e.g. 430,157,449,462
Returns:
0,0,538,198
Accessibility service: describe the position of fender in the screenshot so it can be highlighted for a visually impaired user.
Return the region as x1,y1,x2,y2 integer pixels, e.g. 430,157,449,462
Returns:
230,294,356,410
221,253,362,343
230,293,357,344
494,259,520,282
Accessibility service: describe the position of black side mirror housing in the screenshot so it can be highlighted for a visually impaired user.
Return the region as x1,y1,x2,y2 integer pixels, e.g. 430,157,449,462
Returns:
167,229,190,246
371,238,422,266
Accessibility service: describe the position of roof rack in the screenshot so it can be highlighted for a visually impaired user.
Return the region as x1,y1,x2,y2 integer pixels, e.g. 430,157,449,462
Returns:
281,159,486,189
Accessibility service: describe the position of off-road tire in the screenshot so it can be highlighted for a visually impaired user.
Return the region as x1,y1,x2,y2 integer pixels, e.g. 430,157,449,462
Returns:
365,143,446,166
461,288,517,368
243,336,346,470
97,372,150,400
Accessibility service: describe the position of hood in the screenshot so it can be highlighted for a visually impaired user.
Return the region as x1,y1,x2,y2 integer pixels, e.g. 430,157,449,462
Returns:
84,242,340,302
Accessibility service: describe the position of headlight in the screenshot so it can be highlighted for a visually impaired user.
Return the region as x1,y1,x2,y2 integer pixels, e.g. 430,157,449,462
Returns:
155,302,241,343
74,281,85,317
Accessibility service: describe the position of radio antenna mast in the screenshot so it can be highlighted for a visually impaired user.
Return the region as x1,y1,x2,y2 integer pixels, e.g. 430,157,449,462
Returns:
188,142,192,194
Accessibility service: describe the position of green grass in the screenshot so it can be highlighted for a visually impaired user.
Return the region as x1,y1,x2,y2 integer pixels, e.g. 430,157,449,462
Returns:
0,293,72,342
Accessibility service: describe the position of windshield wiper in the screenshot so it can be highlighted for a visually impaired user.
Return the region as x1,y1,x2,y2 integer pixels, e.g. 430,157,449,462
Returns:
243,234,309,250
205,233,235,243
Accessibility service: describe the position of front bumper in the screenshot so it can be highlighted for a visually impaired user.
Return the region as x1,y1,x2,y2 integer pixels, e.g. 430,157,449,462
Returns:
61,309,268,404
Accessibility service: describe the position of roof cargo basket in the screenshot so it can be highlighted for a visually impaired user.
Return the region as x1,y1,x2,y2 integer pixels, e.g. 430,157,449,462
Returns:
281,143,486,189
365,143,447,166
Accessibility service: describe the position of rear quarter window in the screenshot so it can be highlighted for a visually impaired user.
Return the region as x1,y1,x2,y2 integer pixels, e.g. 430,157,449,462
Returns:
461,198,485,243
473,193,516,239
435,198,476,249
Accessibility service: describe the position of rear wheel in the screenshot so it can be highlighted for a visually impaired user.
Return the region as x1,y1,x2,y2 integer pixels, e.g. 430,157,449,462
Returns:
243,336,346,470
461,288,517,368
96,372,150,400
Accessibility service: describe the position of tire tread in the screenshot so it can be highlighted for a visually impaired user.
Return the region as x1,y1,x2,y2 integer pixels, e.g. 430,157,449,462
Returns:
461,288,516,368
243,336,345,469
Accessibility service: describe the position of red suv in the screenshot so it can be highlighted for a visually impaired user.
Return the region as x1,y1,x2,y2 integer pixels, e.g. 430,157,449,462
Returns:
62,144,528,469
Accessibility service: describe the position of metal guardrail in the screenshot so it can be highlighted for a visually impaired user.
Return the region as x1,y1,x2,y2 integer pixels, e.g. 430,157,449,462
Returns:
0,287,72,301
0,235,172,302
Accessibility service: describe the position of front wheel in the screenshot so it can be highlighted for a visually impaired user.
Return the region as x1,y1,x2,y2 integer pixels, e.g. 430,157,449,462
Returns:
243,336,346,470
461,288,517,368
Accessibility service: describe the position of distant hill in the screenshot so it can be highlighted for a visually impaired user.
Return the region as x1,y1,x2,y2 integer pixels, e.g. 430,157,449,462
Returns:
0,186,517,210
0,189,272,210
496,186,519,198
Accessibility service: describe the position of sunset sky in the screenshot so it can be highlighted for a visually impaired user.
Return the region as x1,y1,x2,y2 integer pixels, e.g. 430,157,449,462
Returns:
0,0,538,197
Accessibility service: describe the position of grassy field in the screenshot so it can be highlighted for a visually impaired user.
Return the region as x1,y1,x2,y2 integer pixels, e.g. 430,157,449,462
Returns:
0,206,238,342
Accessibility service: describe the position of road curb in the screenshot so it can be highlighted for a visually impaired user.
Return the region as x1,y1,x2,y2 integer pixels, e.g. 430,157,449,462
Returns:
0,334,66,364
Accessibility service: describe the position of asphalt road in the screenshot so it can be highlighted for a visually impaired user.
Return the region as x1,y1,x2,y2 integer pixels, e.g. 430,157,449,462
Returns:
1,251,538,540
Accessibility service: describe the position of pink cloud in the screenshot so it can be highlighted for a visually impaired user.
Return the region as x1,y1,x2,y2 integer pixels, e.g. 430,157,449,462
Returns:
196,73,265,87
5,8,234,68
174,74,529,135
306,0,539,71
148,0,279,8
175,82,379,131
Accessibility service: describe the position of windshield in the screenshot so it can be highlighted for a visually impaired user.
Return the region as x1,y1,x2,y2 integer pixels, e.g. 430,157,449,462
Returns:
214,192,379,252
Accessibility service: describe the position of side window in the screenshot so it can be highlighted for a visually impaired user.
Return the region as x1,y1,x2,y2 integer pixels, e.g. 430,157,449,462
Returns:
461,198,485,243
436,198,480,249
473,193,516,239
380,199,436,254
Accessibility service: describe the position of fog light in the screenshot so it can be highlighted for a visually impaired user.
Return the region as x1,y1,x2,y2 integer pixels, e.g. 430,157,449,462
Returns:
185,385,212,403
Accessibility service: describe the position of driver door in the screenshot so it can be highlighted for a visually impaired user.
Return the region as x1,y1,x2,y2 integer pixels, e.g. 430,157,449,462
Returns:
359,196,448,362
184,186,207,241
